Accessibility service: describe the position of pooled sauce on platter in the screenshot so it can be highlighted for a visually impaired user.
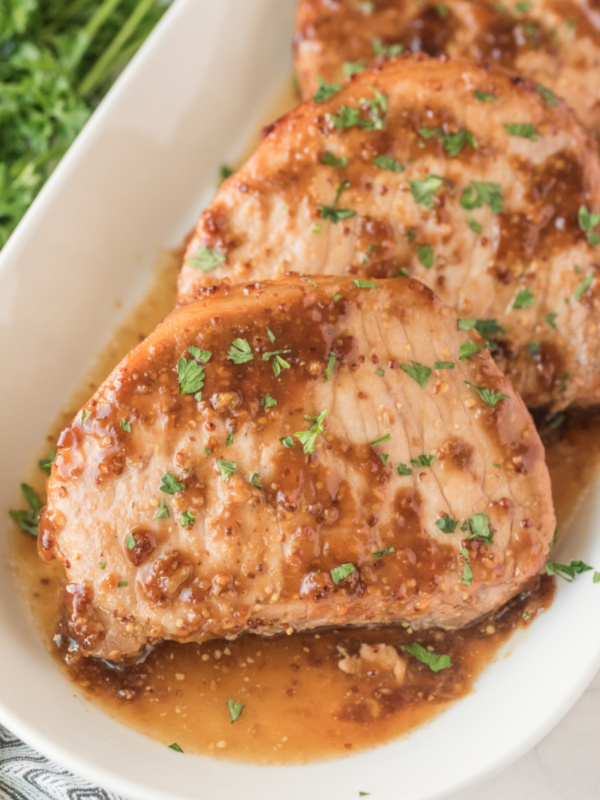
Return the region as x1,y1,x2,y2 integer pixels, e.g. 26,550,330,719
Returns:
9,79,600,765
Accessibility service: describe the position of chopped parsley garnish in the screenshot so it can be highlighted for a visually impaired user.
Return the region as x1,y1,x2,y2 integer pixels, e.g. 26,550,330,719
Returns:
160,473,184,494
464,382,509,406
169,743,183,753
125,533,136,550
400,360,431,388
418,126,442,140
467,215,482,234
99,562,106,570
250,473,263,490
460,181,503,213
397,463,413,476
331,563,356,584
458,318,504,339
227,338,254,364
529,342,541,356
374,547,395,558
343,60,366,77
372,38,404,57
371,433,391,447
280,436,294,448
153,498,170,520
177,355,205,398
435,515,458,533
188,346,211,362
379,454,390,466
503,123,538,141
417,244,433,269
474,89,497,102
465,513,493,545
325,353,337,381
262,349,291,376
352,279,378,289
443,128,478,157
459,340,485,360
512,287,535,309
120,418,131,433
376,368,385,376
321,150,348,168
434,361,455,370
117,581,128,588
594,572,600,584
81,409,91,425
333,293,342,302
9,483,43,537
545,559,593,582
515,0,532,10
226,431,234,446
226,698,245,723
261,393,277,409
38,449,56,474
410,174,445,210
574,273,593,302
331,90,388,131
460,548,473,585
403,642,451,672
545,312,558,329
181,510,196,527
216,459,236,481
204,446,212,455
219,165,233,183
319,179,357,223
578,205,600,245
548,413,565,431
295,409,328,453
522,611,532,621
313,75,342,103
372,155,404,172
411,454,434,467
536,84,557,107
186,247,225,273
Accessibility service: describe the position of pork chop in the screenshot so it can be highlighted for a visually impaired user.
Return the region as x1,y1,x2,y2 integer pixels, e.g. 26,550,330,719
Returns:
178,56,600,411
39,276,555,661
294,0,600,137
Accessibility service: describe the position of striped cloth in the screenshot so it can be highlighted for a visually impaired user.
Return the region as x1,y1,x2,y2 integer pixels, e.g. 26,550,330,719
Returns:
0,725,123,800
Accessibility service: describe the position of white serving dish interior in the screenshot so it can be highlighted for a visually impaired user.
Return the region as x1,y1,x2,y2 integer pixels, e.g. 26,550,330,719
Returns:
1,1,600,798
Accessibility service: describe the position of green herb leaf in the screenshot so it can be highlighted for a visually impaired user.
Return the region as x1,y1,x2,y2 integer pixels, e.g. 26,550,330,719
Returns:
400,360,431,388
410,175,445,210
372,38,404,57
153,498,170,520
321,150,348,168
467,215,482,234
117,581,128,588
177,356,205,395
465,512,494,544
503,123,538,140
474,89,497,102
397,462,413,476
250,473,263,490
226,698,245,723
227,338,254,364
403,642,451,672
331,563,356,584
226,431,234,446
460,548,473,585
574,273,593,301
374,547,395,557
261,393,277,409
460,181,503,213
464,382,509,406
417,244,434,269
512,287,535,309
371,433,391,446
169,743,184,752
352,279,379,289
546,312,558,329
545,559,593,582
160,473,184,494
314,75,342,103
187,247,225,273
262,349,292,376
216,459,236,481
295,409,328,454
435,515,459,533
280,436,294,447
120,418,131,433
325,352,337,381
536,84,557,107
459,340,485,360
343,60,366,77
434,361,455,370
181,510,196,527
442,128,478,157
320,179,356,223
99,562,106,570
188,346,211,362
411,454,434,467
331,91,388,131
38,449,56,474
219,165,233,183
9,483,43,537
372,155,405,172
529,341,541,356
81,409,91,425
125,533,136,550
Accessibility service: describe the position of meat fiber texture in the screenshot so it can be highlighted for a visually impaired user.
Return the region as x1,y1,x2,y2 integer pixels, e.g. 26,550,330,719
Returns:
39,276,555,661
178,56,600,411
294,0,600,137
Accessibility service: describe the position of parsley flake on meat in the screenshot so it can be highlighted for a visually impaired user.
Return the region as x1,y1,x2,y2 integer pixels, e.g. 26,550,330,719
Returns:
187,247,225,273
295,409,328,453
403,642,451,672
400,360,431,388
331,563,356,584
227,338,254,364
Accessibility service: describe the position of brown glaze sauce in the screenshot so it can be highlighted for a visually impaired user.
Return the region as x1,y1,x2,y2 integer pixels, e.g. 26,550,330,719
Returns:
9,79,600,766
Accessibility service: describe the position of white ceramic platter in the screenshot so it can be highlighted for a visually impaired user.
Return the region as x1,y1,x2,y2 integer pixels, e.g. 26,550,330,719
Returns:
2,1,600,798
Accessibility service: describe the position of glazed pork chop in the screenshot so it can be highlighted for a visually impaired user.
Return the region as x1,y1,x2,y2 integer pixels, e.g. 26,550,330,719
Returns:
294,0,600,137
39,276,555,662
178,57,600,411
